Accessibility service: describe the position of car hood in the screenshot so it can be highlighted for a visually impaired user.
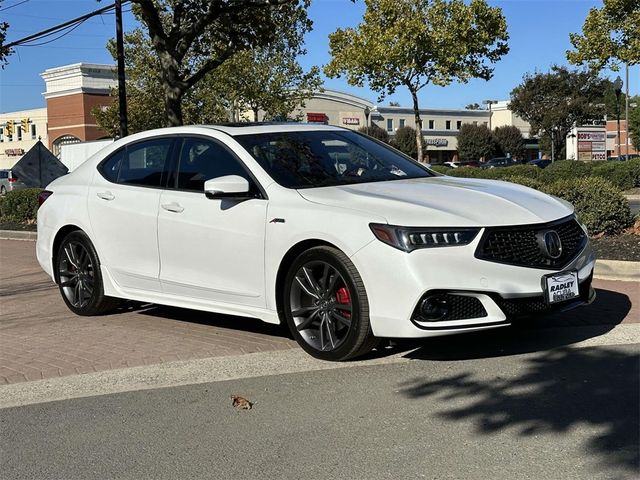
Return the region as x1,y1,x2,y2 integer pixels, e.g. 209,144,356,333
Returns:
297,176,573,227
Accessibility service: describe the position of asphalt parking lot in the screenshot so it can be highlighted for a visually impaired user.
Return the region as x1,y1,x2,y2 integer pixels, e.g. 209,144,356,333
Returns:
0,238,637,385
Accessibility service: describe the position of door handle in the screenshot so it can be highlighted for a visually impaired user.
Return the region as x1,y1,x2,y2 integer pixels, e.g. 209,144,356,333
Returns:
161,202,184,213
96,191,115,201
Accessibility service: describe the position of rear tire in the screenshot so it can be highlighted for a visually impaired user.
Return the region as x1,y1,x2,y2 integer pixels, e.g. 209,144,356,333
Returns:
56,230,119,316
283,246,377,361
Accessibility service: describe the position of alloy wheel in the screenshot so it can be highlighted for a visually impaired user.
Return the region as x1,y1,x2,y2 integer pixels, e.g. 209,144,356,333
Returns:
58,241,95,309
289,260,354,352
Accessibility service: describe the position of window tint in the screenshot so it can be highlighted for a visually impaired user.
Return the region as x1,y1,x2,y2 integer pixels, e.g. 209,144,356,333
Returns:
100,149,124,182
118,138,172,187
176,138,251,192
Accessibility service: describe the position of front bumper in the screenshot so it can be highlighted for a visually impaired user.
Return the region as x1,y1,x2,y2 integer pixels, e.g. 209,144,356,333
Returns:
350,233,596,338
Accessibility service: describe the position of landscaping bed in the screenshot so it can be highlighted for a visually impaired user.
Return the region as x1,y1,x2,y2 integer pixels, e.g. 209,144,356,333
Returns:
591,234,640,262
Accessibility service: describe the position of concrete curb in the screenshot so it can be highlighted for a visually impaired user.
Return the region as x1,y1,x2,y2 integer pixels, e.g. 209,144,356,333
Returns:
594,259,640,282
0,230,637,281
624,194,640,201
0,230,37,241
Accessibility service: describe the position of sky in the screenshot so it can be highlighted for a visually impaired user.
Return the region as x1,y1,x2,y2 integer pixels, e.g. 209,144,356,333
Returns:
0,0,638,114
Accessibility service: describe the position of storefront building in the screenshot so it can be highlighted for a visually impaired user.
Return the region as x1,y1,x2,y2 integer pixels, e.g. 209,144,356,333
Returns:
0,108,48,170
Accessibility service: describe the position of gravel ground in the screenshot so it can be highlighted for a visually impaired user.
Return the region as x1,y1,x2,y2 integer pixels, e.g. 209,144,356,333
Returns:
591,234,640,261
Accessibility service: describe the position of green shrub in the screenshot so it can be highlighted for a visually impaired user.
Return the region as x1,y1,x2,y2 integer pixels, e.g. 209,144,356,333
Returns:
589,158,640,190
499,176,544,190
540,159,592,183
446,168,486,178
542,177,633,235
429,165,450,174
0,188,42,223
482,164,541,180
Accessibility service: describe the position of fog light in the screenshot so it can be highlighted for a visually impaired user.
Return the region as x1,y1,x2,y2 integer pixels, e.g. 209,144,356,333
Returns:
420,295,449,321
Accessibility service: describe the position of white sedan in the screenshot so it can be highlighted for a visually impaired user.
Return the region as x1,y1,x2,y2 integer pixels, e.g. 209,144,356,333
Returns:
36,124,596,361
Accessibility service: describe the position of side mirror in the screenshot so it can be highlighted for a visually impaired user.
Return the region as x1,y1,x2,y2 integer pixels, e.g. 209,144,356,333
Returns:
204,175,251,199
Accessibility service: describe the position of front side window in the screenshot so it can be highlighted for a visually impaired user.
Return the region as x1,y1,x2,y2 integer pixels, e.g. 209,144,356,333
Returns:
175,137,252,192
100,149,125,183
235,130,433,189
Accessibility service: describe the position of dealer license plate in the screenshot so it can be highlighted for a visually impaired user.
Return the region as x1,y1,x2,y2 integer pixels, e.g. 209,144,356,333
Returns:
544,271,579,304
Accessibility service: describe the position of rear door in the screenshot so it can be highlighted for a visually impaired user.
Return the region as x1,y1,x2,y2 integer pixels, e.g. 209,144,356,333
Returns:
88,137,174,292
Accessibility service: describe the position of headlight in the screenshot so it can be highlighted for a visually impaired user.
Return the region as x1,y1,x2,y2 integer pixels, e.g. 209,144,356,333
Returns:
369,223,480,252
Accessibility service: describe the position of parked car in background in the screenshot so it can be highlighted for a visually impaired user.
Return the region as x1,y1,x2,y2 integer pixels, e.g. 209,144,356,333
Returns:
36,124,595,361
0,170,27,195
608,154,639,161
480,157,518,169
527,159,552,169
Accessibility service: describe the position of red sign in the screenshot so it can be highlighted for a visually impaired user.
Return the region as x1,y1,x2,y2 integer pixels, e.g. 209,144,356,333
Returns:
307,112,328,123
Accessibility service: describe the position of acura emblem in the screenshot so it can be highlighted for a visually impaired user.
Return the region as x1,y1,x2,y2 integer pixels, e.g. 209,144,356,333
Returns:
537,230,562,259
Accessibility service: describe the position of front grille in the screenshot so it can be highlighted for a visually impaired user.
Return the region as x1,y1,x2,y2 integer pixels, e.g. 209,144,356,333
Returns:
475,216,587,269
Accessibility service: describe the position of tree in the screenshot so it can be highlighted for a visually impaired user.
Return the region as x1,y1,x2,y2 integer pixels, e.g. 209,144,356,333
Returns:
129,0,311,126
94,29,231,136
509,66,608,159
390,126,421,159
493,125,525,159
567,0,639,70
219,46,321,122
457,123,496,161
388,101,401,107
0,1,10,67
325,0,508,163
465,103,482,110
358,124,390,143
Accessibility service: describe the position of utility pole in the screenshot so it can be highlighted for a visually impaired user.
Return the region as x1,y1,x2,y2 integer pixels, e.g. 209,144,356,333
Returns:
115,0,128,138
625,63,629,159
614,76,623,157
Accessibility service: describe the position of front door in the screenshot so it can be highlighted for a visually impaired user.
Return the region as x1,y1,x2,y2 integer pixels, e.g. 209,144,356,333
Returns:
158,136,268,307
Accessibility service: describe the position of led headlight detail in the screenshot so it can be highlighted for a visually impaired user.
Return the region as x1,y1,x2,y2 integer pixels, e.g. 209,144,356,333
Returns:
370,224,480,252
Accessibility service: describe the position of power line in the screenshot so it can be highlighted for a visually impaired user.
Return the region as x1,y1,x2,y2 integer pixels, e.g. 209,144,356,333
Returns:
0,0,31,12
4,1,130,49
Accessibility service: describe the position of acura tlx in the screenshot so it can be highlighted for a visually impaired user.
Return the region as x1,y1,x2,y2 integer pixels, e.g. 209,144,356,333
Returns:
36,124,595,360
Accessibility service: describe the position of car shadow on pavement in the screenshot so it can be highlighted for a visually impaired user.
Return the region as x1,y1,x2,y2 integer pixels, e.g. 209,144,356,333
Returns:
130,303,294,339
393,287,638,475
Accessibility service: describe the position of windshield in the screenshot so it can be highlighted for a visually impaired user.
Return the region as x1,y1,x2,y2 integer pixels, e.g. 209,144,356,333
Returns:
234,130,433,189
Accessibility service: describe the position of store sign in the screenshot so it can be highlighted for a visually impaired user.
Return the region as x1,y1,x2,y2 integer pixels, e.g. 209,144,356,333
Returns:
577,132,606,142
591,141,606,152
425,138,448,147
578,151,591,161
4,148,24,156
591,152,606,161
342,117,360,126
578,141,592,152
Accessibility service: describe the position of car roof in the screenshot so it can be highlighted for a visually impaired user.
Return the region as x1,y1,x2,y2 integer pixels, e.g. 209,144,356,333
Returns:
200,123,348,136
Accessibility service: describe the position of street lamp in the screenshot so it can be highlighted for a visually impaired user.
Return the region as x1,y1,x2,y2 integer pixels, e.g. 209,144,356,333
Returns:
613,76,623,157
364,106,370,129
483,99,498,130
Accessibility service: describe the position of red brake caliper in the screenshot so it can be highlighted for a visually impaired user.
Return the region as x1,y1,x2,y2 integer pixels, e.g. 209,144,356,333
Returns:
335,287,351,319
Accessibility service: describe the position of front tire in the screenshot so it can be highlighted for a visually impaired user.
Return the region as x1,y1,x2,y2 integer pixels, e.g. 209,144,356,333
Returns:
56,230,119,316
283,246,377,361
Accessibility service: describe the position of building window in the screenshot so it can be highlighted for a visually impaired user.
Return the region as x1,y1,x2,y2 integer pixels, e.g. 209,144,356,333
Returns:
387,118,393,132
428,120,434,129
399,119,405,128
17,126,22,141
31,124,37,139
456,121,462,130
446,120,451,130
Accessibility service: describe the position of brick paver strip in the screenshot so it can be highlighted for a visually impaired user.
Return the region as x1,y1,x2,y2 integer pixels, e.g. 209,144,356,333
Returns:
0,239,637,385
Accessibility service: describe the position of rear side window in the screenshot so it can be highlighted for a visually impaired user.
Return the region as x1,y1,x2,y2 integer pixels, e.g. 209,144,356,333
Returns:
100,149,124,183
118,138,172,187
99,139,173,187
